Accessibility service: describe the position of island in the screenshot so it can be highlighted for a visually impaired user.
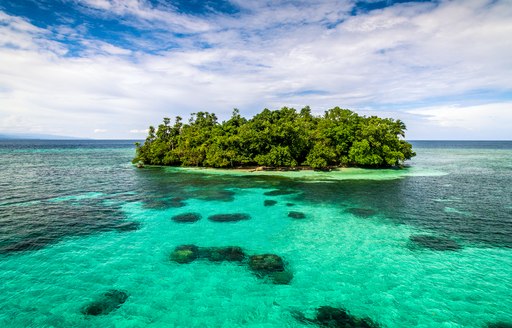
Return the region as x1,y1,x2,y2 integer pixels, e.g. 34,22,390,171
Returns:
133,106,415,170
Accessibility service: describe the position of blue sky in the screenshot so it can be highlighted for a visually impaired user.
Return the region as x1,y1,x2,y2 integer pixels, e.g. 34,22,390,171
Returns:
0,0,511,139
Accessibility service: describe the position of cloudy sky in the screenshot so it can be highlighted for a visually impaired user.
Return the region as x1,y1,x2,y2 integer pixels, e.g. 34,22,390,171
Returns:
0,0,511,139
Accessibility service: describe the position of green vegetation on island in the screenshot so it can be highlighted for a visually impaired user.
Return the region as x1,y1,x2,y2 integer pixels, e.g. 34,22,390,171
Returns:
133,106,415,169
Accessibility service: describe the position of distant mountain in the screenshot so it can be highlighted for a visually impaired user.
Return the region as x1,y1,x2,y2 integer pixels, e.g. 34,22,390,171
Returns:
0,133,82,140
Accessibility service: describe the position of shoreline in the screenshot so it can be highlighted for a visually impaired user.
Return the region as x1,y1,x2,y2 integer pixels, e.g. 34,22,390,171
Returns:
135,164,446,181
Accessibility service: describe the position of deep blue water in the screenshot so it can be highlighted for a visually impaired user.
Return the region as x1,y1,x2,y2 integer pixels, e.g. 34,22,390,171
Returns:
0,140,510,327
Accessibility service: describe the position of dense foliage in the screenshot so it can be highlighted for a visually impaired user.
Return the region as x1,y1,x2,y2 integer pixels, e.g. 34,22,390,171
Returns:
133,107,415,169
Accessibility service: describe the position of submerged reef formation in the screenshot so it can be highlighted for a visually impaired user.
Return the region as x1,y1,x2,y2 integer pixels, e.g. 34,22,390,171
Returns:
208,213,251,222
288,211,306,219
293,305,381,328
248,254,294,284
171,212,202,223
264,200,278,206
81,289,129,316
133,107,415,169
487,322,512,328
409,234,461,251
346,208,377,218
264,189,297,196
170,245,292,284
170,245,246,264
114,221,140,232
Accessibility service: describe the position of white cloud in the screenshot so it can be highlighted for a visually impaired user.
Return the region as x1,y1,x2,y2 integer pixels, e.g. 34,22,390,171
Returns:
0,0,511,139
129,129,149,134
93,128,107,133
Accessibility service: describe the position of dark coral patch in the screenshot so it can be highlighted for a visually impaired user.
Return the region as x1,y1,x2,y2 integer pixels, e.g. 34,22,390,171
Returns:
346,207,377,218
288,211,306,219
1,237,51,253
202,246,245,262
81,289,129,316
114,221,140,232
171,212,201,223
409,234,461,251
293,306,381,328
249,254,285,273
264,190,296,196
248,254,293,284
143,197,186,209
194,189,235,202
208,213,250,222
264,200,278,207
268,270,294,285
488,322,512,328
170,245,200,263
315,306,381,328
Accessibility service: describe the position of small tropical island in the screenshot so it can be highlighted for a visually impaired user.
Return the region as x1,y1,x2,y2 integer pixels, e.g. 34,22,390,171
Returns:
133,106,415,170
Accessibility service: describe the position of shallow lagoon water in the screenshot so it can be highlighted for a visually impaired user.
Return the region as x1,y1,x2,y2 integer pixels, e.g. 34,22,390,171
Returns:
0,140,511,327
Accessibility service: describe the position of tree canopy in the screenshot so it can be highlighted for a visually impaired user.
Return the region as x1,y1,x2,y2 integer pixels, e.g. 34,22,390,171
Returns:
133,106,415,169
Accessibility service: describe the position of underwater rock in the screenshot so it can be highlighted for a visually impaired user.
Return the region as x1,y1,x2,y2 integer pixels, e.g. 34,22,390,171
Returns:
264,200,278,207
81,289,129,316
208,213,250,222
346,208,377,218
249,254,285,273
170,245,200,263
114,221,140,232
1,237,50,253
315,306,381,328
288,211,306,219
194,189,235,202
488,322,512,328
171,212,201,223
409,234,461,251
264,189,296,196
202,246,246,262
269,270,294,285
169,197,187,208
294,306,381,328
143,197,186,209
249,254,293,285
286,203,295,207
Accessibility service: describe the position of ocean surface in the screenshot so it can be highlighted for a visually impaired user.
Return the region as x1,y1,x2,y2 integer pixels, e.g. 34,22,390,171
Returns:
0,140,510,327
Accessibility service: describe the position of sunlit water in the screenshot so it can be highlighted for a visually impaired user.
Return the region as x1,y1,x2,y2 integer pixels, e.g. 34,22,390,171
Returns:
0,140,510,327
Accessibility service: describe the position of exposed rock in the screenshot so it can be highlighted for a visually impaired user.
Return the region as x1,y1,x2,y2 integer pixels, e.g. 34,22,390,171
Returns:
208,213,250,222
171,213,201,223
170,245,200,263
288,211,306,219
81,289,129,316
409,234,461,251
264,200,278,207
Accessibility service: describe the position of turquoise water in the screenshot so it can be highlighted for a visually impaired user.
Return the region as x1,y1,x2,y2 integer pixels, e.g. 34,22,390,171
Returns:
0,140,511,327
